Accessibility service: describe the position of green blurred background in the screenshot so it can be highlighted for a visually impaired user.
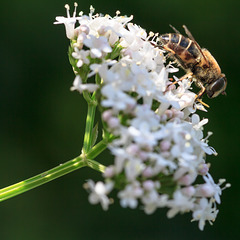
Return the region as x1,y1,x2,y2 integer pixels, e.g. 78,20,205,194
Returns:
0,0,239,239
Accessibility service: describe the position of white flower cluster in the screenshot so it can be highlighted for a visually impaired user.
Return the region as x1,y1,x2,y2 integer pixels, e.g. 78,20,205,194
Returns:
55,4,230,231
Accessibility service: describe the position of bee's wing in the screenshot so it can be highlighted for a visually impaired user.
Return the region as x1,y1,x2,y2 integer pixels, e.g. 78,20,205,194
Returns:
182,25,210,67
169,24,180,34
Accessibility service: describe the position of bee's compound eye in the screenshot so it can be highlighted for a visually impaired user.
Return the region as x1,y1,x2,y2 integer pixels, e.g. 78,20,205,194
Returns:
206,76,227,98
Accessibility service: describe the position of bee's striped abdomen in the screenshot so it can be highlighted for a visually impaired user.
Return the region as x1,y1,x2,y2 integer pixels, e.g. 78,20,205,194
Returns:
160,33,201,67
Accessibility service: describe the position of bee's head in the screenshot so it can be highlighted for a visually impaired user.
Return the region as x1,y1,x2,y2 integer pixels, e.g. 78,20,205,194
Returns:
206,74,227,98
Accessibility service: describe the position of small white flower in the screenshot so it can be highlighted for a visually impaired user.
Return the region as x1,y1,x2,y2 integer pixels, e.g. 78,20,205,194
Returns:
148,152,177,174
71,75,99,93
88,60,116,78
141,189,161,214
54,3,80,39
118,182,143,208
192,198,218,231
192,114,208,130
84,35,112,58
160,79,195,110
195,183,215,198
110,147,128,174
124,157,145,181
72,48,90,68
120,23,146,52
131,105,160,131
203,173,222,204
127,126,157,148
86,180,113,210
153,67,169,92
101,84,136,111
167,190,195,218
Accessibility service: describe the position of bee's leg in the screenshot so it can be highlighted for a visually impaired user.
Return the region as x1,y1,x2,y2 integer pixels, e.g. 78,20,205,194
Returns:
195,85,210,108
165,72,193,93
196,99,209,108
170,72,193,85
163,46,175,54
195,85,206,99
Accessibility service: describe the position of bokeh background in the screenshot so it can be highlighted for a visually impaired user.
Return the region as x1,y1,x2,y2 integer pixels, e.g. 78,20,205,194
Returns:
0,0,239,239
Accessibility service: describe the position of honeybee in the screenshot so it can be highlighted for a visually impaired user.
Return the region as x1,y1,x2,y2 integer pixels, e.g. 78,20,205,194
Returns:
158,25,227,107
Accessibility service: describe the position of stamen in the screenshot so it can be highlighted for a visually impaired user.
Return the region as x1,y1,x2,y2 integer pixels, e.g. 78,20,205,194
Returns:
149,31,154,37
90,5,95,15
224,183,231,189
152,34,159,43
73,2,78,18
204,131,213,141
219,179,226,184
65,4,70,18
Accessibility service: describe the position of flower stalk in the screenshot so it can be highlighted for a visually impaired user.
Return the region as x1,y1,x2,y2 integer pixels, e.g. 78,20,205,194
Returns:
82,92,97,153
0,149,108,202
0,95,108,202
0,156,86,202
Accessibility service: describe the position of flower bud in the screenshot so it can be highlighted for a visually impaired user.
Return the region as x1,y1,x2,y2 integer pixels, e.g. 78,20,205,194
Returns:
143,180,155,191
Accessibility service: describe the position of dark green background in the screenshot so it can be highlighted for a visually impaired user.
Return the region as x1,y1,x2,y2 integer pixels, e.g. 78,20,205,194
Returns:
0,0,239,239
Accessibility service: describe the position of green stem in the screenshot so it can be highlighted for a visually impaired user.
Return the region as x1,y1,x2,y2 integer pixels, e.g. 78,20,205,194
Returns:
87,138,109,160
0,83,114,202
82,92,97,154
0,156,86,202
0,138,110,203
86,159,106,173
